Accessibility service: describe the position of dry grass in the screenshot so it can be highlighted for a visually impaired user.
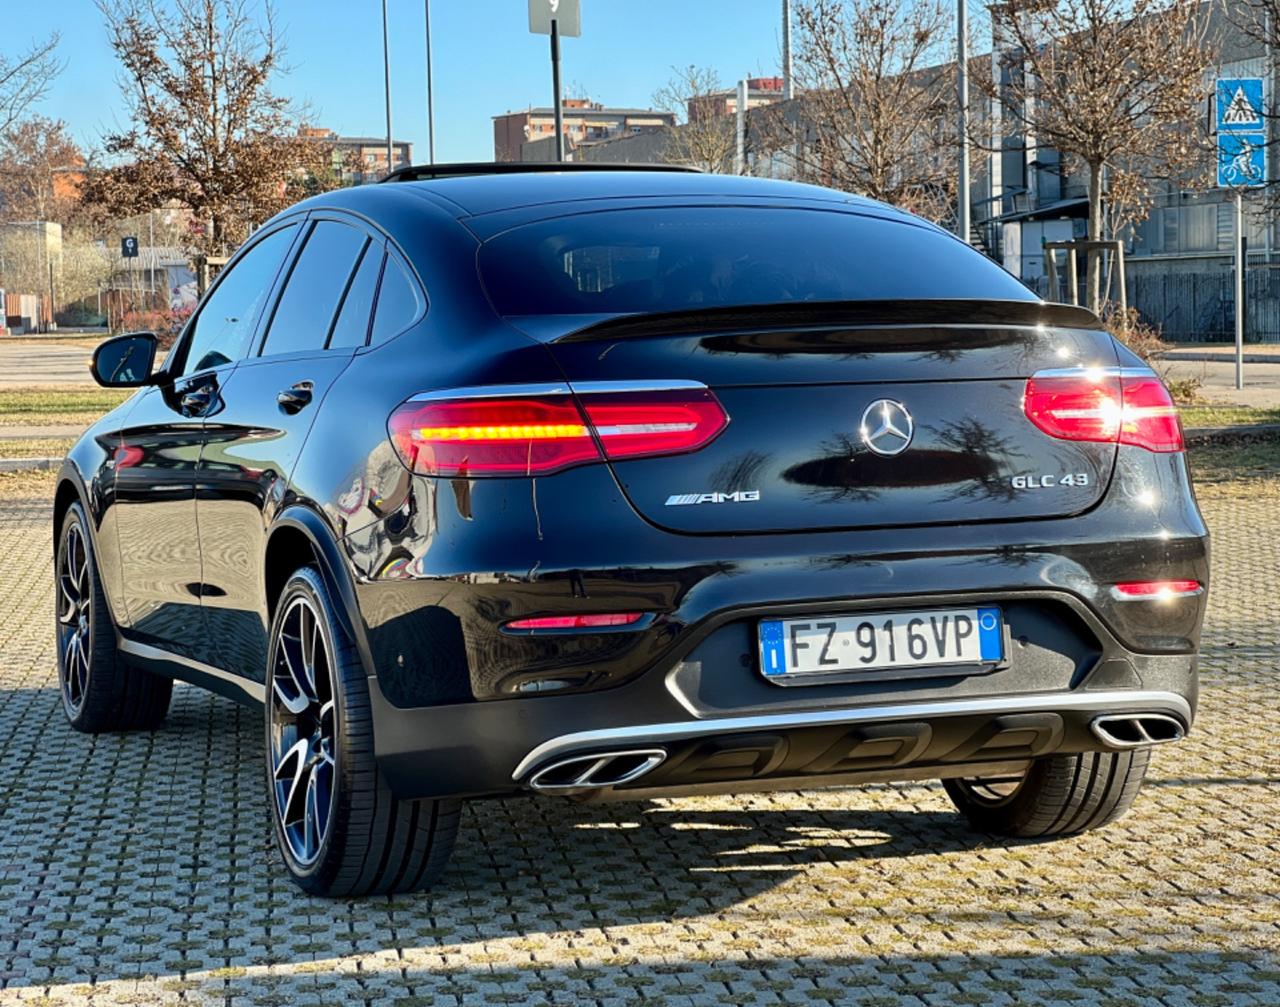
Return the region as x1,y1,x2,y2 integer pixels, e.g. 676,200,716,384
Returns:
0,467,56,500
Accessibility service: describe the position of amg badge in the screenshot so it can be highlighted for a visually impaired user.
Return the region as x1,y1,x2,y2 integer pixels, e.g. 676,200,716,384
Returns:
665,490,761,506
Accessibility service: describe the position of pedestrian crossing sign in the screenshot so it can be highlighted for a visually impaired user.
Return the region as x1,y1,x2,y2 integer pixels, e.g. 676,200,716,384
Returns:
1216,78,1264,133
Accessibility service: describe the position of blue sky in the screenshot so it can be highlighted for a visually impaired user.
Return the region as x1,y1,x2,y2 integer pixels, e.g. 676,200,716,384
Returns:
13,0,787,163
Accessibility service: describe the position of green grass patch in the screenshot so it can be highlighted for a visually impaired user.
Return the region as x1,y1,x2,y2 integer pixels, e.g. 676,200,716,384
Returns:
1187,439,1280,494
0,387,131,428
1178,405,1280,428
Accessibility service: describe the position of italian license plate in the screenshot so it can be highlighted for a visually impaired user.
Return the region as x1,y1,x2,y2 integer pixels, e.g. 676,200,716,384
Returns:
758,607,1003,680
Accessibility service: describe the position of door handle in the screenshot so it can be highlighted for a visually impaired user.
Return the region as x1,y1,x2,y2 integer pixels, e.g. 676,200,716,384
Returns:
277,382,314,414
179,386,213,416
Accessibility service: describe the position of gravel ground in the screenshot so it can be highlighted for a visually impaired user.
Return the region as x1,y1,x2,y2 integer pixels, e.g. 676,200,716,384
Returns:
0,483,1276,1007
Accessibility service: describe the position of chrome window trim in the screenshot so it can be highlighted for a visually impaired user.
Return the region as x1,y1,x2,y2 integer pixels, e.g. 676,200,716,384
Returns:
569,379,709,395
511,689,1193,780
1031,366,1155,379
407,379,709,403
408,382,571,402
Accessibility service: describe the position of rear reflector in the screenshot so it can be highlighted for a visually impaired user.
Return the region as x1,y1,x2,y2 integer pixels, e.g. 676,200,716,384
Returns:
1024,367,1183,452
505,612,645,630
1110,580,1202,601
389,384,728,477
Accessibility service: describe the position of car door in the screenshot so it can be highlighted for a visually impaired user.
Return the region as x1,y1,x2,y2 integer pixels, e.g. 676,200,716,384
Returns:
196,214,384,681
112,222,301,660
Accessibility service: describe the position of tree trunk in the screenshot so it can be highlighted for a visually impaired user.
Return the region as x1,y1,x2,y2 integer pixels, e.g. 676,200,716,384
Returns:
1086,159,1104,314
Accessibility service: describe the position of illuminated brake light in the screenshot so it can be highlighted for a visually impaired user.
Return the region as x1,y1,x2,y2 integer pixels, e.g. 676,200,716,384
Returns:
1024,367,1183,453
1111,580,1202,601
504,612,645,631
388,384,728,477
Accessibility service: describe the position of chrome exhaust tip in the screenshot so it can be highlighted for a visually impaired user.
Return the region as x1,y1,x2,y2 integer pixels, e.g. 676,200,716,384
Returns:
1090,713,1185,749
527,748,667,792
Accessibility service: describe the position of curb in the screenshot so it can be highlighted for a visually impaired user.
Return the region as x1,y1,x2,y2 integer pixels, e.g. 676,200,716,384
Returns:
1159,352,1280,364
1182,423,1280,447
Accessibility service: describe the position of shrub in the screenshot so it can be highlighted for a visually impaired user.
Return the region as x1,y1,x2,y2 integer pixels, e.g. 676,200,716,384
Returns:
1101,305,1201,404
116,306,192,350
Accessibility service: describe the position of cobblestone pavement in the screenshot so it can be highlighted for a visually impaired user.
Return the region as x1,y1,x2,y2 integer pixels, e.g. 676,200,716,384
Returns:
0,486,1277,1007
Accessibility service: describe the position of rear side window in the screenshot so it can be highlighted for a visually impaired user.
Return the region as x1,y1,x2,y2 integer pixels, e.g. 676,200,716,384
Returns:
329,244,385,348
260,220,367,357
179,223,297,375
369,256,423,344
478,207,1034,315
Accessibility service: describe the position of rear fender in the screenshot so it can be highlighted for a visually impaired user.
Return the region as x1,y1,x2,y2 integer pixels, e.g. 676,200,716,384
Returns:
267,505,376,680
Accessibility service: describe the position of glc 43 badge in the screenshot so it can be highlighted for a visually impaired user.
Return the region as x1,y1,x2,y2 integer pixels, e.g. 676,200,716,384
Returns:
1011,472,1090,490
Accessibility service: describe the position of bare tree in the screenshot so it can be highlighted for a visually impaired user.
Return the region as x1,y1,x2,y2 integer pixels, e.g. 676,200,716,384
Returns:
981,0,1214,312
85,0,327,251
0,34,62,135
761,0,957,221
0,116,83,224
652,66,738,172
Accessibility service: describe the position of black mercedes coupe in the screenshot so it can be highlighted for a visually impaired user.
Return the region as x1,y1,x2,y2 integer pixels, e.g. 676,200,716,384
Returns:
53,164,1208,896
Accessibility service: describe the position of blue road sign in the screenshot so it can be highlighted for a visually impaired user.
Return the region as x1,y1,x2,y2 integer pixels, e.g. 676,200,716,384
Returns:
1216,78,1266,188
1218,133,1266,188
1217,78,1264,132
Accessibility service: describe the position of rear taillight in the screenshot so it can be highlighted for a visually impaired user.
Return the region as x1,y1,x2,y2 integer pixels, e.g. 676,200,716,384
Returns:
1024,367,1182,453
388,383,728,477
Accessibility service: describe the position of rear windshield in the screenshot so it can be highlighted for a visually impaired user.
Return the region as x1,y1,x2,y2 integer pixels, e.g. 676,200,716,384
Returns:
477,206,1034,315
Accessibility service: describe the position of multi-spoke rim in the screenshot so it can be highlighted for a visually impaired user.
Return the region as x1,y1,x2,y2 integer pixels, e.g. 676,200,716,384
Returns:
957,766,1031,807
56,521,92,715
269,595,337,868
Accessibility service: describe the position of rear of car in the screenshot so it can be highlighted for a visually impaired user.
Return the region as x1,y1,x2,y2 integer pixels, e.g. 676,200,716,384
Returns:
353,194,1207,835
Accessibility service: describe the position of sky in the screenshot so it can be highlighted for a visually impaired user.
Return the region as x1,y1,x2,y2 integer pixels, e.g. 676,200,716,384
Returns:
10,0,789,164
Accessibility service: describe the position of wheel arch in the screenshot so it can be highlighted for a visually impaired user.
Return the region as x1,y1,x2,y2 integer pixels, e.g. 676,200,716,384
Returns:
265,505,376,680
52,463,90,559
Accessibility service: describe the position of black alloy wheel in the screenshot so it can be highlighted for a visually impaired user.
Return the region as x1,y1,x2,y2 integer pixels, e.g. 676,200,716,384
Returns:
268,593,338,868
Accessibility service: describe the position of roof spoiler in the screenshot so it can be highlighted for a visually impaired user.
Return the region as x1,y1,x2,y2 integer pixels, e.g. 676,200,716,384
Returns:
551,299,1103,343
381,162,701,184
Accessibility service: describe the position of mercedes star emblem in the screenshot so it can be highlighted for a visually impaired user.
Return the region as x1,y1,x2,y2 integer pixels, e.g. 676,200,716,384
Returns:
859,399,914,457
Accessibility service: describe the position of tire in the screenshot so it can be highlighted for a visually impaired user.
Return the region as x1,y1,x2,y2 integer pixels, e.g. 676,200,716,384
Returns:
265,565,461,897
55,501,172,732
943,748,1151,838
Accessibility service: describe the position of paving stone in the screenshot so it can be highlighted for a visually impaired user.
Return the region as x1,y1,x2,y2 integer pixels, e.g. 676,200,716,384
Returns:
0,489,1278,1006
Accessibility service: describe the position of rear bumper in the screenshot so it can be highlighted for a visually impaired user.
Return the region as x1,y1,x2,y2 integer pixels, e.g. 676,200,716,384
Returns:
368,599,1198,800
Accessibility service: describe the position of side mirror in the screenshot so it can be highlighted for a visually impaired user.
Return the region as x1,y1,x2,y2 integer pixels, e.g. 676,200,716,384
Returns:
91,332,158,388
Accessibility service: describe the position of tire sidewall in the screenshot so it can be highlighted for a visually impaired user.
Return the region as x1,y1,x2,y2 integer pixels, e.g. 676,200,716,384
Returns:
265,567,353,888
56,502,105,727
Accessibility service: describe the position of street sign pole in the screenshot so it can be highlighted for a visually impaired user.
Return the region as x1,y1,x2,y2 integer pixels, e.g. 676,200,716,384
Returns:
425,0,435,164
382,0,393,171
529,1,580,164
551,18,564,161
1215,76,1266,389
1236,190,1245,390
735,79,747,174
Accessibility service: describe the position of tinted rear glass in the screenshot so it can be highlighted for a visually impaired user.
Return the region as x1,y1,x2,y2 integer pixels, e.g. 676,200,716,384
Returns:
478,207,1034,315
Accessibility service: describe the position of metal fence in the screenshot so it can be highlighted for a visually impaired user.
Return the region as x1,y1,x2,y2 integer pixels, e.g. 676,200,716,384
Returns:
1129,259,1280,343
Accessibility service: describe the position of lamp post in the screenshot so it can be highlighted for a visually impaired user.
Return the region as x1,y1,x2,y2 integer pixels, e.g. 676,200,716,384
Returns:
382,0,393,171
424,0,435,163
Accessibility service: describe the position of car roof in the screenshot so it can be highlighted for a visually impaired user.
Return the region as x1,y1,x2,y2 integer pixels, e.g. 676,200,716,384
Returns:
389,169,889,219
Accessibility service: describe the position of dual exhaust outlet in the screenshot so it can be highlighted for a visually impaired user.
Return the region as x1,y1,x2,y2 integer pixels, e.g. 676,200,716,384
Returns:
527,748,666,792
525,713,1184,791
1089,713,1185,749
